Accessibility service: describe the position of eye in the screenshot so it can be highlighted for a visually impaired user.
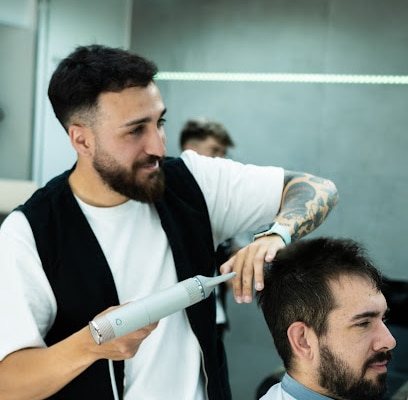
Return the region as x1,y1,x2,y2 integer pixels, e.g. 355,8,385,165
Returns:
355,321,370,328
158,117,166,127
129,125,144,135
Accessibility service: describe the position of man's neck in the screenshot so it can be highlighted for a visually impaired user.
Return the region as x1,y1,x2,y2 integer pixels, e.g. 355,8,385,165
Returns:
68,167,128,207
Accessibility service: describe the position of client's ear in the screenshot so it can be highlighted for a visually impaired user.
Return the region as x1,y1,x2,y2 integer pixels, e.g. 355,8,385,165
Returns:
287,322,318,361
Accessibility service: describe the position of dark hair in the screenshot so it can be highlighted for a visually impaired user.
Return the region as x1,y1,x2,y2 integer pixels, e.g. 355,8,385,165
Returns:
256,237,382,371
48,44,158,132
179,118,234,150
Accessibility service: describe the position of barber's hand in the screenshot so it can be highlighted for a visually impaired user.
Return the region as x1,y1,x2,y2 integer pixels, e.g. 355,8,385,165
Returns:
220,235,285,303
97,322,158,360
89,306,158,360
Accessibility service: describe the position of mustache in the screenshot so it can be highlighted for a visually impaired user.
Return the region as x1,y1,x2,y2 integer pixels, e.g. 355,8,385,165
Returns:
363,351,392,373
133,155,164,169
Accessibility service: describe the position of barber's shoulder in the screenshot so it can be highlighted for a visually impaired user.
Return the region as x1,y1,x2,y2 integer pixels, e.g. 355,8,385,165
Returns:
180,149,218,171
0,210,32,239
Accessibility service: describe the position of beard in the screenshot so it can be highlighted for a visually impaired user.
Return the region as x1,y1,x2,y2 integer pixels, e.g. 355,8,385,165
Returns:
318,345,391,400
92,145,165,203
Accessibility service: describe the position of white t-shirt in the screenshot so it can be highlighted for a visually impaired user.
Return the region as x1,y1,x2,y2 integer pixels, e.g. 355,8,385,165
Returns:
0,150,283,399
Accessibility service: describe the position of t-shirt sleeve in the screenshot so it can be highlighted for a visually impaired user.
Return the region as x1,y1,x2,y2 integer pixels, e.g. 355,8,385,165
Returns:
180,150,284,247
0,211,56,361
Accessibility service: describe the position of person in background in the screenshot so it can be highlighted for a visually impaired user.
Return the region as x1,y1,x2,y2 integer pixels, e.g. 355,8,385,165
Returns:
0,44,338,400
179,117,239,339
179,117,234,158
256,237,396,400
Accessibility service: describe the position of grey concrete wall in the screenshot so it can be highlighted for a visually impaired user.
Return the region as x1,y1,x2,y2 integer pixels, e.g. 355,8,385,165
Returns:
131,1,408,399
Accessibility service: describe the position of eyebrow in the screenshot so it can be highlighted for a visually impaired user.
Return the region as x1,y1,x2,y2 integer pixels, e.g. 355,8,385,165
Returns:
121,108,167,128
350,307,389,322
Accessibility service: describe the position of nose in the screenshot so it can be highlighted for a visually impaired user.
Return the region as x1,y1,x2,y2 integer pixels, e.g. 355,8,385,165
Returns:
373,323,397,352
144,128,166,157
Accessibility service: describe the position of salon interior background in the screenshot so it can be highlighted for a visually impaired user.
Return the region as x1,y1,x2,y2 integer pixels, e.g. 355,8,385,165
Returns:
1,0,407,399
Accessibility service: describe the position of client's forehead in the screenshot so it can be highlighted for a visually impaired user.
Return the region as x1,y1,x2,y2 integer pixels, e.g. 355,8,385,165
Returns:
328,275,385,323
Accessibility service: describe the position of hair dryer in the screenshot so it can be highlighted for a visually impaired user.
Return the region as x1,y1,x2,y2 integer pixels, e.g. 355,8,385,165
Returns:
89,272,236,344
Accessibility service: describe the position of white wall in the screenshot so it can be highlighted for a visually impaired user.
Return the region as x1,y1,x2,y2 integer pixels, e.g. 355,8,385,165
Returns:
0,0,36,28
0,0,36,180
32,0,133,185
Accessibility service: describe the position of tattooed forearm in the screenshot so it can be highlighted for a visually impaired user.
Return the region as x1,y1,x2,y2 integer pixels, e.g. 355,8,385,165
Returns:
277,171,339,240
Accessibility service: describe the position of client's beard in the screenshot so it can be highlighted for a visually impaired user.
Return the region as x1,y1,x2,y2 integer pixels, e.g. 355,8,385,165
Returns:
318,345,391,400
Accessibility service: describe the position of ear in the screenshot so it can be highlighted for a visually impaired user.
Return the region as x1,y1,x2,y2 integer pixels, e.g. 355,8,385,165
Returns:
68,124,93,156
287,321,317,361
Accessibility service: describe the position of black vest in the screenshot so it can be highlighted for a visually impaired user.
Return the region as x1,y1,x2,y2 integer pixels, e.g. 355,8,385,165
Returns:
18,157,231,400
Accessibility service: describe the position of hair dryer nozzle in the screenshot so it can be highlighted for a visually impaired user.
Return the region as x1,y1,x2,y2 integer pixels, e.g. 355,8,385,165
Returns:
195,272,236,298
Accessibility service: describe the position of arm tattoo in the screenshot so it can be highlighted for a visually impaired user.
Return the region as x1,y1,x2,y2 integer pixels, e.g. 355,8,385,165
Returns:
279,172,339,240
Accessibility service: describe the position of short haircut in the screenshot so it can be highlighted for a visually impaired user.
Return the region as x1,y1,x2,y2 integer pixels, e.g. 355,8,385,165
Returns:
256,237,382,370
179,118,234,150
48,44,158,132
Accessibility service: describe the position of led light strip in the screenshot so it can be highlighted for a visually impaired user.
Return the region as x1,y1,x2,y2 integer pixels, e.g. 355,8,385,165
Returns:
156,72,408,85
